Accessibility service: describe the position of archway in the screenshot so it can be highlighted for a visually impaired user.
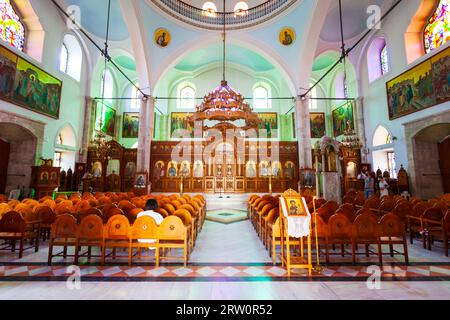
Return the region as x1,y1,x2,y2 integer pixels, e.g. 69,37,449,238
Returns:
0,123,37,195
411,122,450,199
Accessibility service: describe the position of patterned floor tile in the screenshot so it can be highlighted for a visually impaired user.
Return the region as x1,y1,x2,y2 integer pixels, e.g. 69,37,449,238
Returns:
196,266,217,276
219,266,241,277
147,267,169,277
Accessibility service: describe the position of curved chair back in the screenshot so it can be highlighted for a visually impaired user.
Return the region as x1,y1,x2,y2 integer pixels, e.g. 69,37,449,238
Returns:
77,215,104,240
131,216,158,240
265,208,279,225
158,216,186,241
328,213,352,239
103,207,125,223
311,213,328,238
0,211,25,233
162,203,176,215
379,213,405,237
180,204,196,217
155,208,170,218
173,209,193,226
352,213,379,240
51,214,77,238
35,205,56,224
379,199,395,212
412,202,430,217
423,207,444,222
392,202,412,221
105,215,131,240
364,197,380,210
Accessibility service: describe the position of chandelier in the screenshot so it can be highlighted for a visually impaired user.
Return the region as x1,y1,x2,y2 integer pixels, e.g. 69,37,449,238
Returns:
188,0,260,130
341,120,362,150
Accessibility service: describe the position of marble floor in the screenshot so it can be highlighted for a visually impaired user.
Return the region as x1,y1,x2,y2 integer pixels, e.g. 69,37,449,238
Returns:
0,210,450,300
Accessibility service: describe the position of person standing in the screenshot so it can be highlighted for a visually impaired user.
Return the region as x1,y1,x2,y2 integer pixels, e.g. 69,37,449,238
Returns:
379,177,389,198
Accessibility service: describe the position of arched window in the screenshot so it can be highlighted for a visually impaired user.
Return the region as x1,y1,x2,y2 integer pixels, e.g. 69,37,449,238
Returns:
100,69,114,103
59,34,83,81
202,2,217,17
178,85,196,109
424,0,450,54
234,2,248,16
308,84,318,110
373,125,392,147
59,43,69,73
380,45,389,75
334,71,347,99
129,85,140,110
0,0,26,51
253,85,270,109
367,37,389,82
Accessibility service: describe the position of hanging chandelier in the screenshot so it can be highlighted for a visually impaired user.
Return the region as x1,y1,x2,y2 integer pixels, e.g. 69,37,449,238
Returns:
188,0,260,130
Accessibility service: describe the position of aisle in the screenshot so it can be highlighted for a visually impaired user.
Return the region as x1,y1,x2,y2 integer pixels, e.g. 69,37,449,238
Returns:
189,219,272,263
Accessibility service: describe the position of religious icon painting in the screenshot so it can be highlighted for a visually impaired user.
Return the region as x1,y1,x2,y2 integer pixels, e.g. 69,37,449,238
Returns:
154,28,171,48
134,172,148,188
279,27,296,46
122,112,139,138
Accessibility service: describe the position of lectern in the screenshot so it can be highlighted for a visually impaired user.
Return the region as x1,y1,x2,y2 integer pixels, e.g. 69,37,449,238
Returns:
279,189,313,276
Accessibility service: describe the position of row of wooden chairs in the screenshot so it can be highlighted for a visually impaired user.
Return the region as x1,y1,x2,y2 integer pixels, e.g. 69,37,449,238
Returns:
48,214,190,266
248,195,410,265
343,190,450,255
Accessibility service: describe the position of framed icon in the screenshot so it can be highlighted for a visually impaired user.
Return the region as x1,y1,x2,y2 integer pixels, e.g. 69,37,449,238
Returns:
154,28,171,48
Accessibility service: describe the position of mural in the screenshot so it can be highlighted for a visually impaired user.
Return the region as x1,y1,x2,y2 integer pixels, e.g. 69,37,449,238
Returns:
95,103,116,137
310,112,326,139
332,101,354,137
257,113,278,138
386,46,450,119
0,44,62,119
122,112,139,138
170,112,194,138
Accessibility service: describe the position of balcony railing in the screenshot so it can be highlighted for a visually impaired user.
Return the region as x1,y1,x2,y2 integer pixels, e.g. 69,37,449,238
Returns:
152,0,299,30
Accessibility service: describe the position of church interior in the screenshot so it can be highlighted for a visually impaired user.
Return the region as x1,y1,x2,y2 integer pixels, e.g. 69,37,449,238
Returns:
0,0,449,300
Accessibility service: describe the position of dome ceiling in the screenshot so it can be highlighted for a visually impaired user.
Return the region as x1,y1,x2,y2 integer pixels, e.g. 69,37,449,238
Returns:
320,0,385,43
175,43,275,72
63,0,129,41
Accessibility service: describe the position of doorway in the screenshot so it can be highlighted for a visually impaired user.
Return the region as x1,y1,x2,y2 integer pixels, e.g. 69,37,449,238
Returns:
438,136,450,193
0,139,10,194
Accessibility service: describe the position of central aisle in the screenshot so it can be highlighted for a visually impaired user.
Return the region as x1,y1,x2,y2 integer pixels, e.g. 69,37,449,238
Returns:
189,219,273,263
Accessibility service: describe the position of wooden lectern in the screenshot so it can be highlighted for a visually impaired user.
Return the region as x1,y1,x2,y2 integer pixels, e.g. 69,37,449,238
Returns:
279,189,313,277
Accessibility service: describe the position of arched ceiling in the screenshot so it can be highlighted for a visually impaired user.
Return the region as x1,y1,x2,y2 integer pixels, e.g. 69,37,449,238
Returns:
320,0,385,43
174,43,275,72
63,0,129,41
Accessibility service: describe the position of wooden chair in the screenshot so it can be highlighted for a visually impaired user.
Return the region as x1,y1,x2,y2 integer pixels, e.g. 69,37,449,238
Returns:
102,215,131,264
364,197,380,210
75,215,104,264
379,199,395,213
157,216,189,267
35,205,55,241
103,207,125,224
162,203,176,215
311,213,328,261
0,211,29,258
379,213,409,263
407,202,430,245
173,209,193,251
257,203,274,239
155,208,170,218
129,216,158,265
335,206,354,222
326,213,353,263
352,213,382,265
78,207,104,223
421,207,444,251
392,202,412,224
48,214,78,265
264,208,279,249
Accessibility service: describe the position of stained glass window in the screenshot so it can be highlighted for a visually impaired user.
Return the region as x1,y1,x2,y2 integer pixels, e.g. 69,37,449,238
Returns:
0,0,25,51
424,0,450,53
380,45,389,75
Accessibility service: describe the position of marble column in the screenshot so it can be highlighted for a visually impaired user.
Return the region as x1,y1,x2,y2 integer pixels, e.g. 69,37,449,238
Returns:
80,97,96,163
355,97,368,162
136,96,155,174
295,96,313,169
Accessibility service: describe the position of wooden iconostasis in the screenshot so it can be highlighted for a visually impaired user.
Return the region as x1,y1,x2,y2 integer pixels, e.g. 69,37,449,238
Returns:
150,140,300,194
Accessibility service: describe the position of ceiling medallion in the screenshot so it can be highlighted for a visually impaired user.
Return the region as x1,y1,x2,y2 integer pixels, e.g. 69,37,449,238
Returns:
279,27,296,46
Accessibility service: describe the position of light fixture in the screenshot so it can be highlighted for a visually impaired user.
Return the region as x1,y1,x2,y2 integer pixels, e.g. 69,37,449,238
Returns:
188,0,260,129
